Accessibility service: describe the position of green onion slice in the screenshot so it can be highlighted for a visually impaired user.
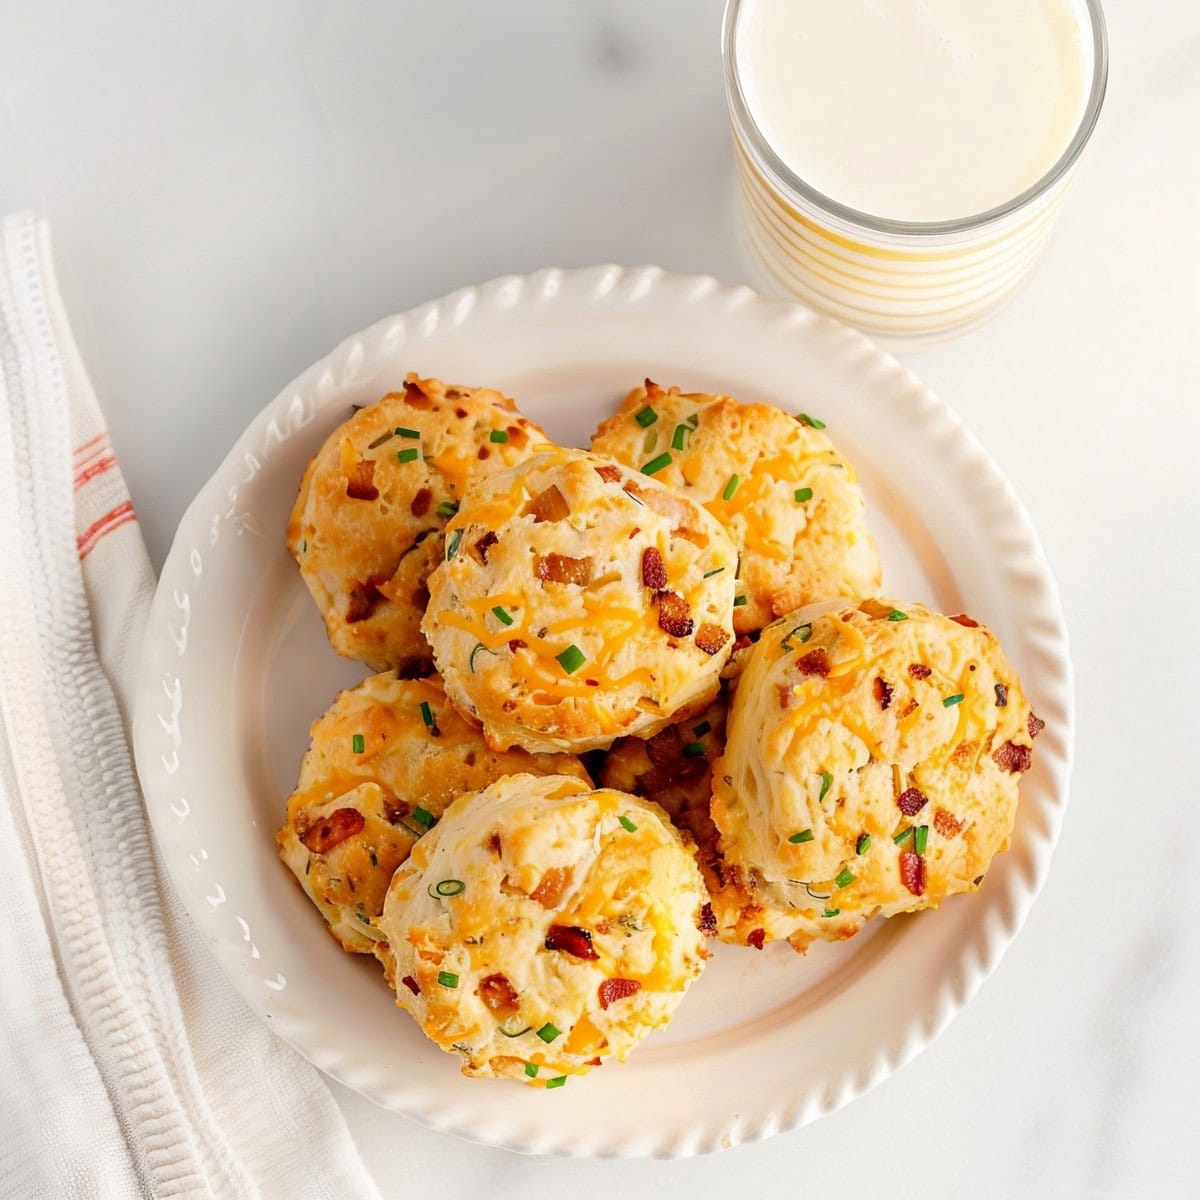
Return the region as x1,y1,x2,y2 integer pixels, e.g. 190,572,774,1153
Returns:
799,413,826,429
788,829,814,844
524,1062,539,1077
367,430,394,449
491,605,514,626
546,1076,567,1089
683,741,706,757
556,644,586,674
396,447,419,464
410,806,435,830
886,609,908,622
618,815,638,833
489,429,509,443
856,834,871,855
893,827,912,844
818,772,833,801
671,424,689,451
693,721,711,737
430,879,466,898
395,427,421,439
835,868,856,889
635,406,657,427
469,642,499,673
419,700,435,727
641,452,672,476
535,1022,561,1043
686,412,700,428
943,693,965,707
351,733,365,754
781,623,813,650
436,500,459,517
733,594,748,607
914,825,929,855
722,474,740,501
702,567,725,578
499,1022,531,1038
794,487,813,503
445,529,463,561
822,908,840,918
437,971,459,988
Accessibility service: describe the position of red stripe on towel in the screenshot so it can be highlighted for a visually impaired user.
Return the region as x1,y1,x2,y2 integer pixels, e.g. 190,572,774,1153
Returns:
77,500,136,559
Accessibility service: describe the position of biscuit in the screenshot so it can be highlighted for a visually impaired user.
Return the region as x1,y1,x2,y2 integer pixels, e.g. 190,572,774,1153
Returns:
288,375,550,672
375,773,710,1085
423,447,738,753
709,599,1041,950
592,381,880,634
276,672,588,952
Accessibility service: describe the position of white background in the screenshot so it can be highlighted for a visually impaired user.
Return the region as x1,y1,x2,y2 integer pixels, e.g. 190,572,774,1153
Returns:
3,2,1198,1196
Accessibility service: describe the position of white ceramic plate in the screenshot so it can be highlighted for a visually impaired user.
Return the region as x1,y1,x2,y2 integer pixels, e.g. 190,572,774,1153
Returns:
133,266,1073,1158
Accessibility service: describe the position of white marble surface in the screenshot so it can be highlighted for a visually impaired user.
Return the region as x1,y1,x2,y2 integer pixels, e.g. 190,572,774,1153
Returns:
3,1,1198,1196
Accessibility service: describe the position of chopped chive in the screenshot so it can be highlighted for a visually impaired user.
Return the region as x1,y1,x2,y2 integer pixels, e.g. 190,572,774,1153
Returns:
671,424,689,451
733,595,748,607
489,429,509,443
943,693,965,708
556,644,586,674
914,825,929,855
351,733,365,754
410,806,435,830
822,908,840,918
419,700,435,727
445,529,463,560
367,430,395,449
436,500,459,517
536,1022,561,1044
835,868,856,889
893,827,912,844
703,567,725,578
498,1023,532,1038
799,413,826,429
395,427,421,439
856,834,872,855
635,406,657,427
686,412,700,428
794,487,813,503
788,829,814,844
619,815,638,833
683,742,706,757
491,605,514,626
693,721,711,737
437,971,459,988
469,642,498,673
994,683,1009,707
722,474,740,501
524,1062,539,1078
396,447,419,464
641,452,672,476
781,623,813,650
433,878,466,897
818,772,833,801
546,1075,567,1089
887,609,908,622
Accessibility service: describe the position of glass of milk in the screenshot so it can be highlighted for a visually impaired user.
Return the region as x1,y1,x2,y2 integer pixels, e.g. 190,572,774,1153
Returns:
723,0,1108,345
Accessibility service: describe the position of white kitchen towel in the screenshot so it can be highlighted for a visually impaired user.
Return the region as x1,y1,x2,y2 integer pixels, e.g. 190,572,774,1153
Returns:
0,212,383,1200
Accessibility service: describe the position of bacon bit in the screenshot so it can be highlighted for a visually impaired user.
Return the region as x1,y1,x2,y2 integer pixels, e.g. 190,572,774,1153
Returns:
796,648,831,677
473,530,498,564
508,638,526,652
403,380,431,408
951,740,978,766
1028,712,1045,739
507,424,527,446
530,866,572,908
695,623,730,656
478,972,519,1016
455,407,468,419
400,975,420,995
345,459,379,501
645,725,683,768
949,613,979,628
897,787,928,816
697,903,717,936
587,1056,603,1067
597,978,641,1010
594,464,622,483
898,698,919,719
899,852,926,896
526,485,570,523
409,486,432,516
299,807,365,854
776,684,791,710
345,579,386,623
993,740,1032,773
535,552,595,585
641,547,668,590
544,924,598,960
477,446,490,460
908,663,931,679
731,633,753,655
873,676,893,710
747,928,766,950
934,808,964,837
657,591,694,638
